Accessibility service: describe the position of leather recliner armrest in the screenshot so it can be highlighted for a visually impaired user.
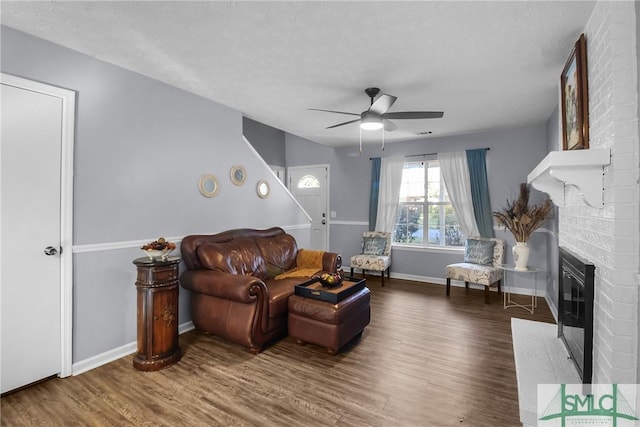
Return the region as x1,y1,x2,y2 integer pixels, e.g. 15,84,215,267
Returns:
180,270,267,304
322,252,342,273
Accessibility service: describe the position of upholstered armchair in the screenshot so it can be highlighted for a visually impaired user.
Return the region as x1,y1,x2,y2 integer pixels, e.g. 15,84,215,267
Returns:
446,237,505,304
350,231,392,287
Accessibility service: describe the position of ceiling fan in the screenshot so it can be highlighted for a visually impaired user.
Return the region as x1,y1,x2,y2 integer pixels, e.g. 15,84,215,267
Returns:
309,87,444,132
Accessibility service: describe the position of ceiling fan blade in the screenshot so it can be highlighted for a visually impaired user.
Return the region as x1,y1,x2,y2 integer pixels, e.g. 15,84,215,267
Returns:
383,111,444,120
369,94,397,115
308,108,360,116
383,119,398,132
326,118,361,129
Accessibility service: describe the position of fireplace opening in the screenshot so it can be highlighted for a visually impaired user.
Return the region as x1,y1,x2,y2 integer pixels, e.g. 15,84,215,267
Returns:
558,247,595,385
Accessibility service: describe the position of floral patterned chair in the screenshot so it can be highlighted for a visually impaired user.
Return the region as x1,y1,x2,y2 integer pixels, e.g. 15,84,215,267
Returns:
350,231,392,287
445,237,505,304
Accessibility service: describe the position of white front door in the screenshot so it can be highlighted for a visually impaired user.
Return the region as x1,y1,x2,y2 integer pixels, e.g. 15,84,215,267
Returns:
288,165,329,251
1,75,74,393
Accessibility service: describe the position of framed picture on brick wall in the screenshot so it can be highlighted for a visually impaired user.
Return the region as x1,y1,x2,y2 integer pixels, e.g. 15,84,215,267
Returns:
561,33,589,150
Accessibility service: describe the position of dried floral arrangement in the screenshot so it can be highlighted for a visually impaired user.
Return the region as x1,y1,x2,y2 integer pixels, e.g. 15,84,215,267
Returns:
493,183,552,242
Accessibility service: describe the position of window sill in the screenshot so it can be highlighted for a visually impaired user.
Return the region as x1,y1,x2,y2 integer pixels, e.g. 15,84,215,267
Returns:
391,244,464,255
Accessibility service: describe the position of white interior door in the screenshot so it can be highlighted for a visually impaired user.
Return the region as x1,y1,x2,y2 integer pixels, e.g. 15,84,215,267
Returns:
288,165,329,250
1,75,74,393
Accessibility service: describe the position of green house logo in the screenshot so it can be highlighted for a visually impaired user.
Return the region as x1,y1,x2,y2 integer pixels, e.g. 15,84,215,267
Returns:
539,384,639,426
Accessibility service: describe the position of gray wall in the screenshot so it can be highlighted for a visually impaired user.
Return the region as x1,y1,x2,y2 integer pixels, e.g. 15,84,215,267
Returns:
1,26,310,364
243,117,286,167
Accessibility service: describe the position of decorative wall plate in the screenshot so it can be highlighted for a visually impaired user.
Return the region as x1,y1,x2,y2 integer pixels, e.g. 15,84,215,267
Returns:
198,174,219,198
230,165,246,186
256,180,270,199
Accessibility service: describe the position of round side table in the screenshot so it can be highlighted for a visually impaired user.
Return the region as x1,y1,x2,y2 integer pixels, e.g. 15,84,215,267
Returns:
500,265,541,314
132,256,182,371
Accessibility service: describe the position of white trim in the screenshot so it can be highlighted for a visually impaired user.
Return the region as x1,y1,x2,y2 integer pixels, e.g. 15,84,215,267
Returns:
386,272,447,284
72,341,137,376
391,244,465,254
325,165,331,250
1,73,75,378
72,224,311,253
281,223,312,231
72,321,195,375
331,220,369,226
73,236,185,254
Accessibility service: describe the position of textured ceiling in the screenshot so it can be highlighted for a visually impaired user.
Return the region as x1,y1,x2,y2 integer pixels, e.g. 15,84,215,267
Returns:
1,1,595,147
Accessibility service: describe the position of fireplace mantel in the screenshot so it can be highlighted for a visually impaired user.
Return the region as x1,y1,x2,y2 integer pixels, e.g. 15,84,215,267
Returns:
527,149,610,208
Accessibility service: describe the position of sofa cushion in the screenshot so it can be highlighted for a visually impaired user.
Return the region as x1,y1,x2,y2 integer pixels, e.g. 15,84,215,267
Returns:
197,238,268,279
264,277,300,318
446,262,503,287
275,268,320,280
254,234,298,277
271,249,325,280
350,254,390,272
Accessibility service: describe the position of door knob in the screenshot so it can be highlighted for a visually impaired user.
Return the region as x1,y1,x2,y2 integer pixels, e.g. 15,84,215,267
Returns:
321,220,326,225
44,246,58,256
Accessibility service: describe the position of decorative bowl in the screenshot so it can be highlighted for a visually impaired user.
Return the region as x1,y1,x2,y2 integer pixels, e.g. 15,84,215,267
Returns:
317,273,343,288
319,279,342,289
140,237,176,261
141,248,174,261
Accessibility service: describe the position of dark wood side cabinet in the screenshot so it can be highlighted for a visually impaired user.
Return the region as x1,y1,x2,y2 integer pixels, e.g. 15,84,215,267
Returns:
132,256,182,371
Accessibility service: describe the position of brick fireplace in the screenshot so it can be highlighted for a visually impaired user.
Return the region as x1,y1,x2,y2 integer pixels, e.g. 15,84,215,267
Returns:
555,1,639,384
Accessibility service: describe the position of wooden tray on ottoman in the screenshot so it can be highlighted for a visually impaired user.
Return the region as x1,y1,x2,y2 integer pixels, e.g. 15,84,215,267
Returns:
294,277,365,304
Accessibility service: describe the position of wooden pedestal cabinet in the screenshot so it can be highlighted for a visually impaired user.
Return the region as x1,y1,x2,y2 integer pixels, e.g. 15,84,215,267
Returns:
132,256,182,371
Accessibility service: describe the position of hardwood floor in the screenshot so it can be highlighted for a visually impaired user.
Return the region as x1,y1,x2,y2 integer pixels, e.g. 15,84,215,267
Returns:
1,278,554,427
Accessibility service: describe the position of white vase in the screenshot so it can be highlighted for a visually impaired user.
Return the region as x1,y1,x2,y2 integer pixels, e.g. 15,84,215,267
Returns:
512,242,529,271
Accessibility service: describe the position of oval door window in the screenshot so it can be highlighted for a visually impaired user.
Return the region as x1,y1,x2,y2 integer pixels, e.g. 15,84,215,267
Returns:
297,175,320,189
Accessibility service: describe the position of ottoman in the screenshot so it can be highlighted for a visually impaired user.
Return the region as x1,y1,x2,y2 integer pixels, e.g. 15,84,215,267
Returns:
288,287,371,355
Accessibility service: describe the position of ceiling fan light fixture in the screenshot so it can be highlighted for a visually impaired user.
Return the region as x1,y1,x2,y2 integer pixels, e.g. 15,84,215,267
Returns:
360,112,383,130
360,121,383,130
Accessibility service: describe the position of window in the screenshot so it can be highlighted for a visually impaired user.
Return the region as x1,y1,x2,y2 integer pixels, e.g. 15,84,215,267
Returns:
297,175,320,189
393,160,464,247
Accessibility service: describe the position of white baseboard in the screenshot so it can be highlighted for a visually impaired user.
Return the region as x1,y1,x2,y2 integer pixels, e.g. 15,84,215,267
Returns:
178,321,195,335
72,341,137,376
348,269,447,286
390,272,446,285
72,321,195,376
366,271,546,298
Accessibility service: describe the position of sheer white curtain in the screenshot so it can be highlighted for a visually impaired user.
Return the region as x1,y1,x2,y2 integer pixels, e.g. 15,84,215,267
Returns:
375,156,404,233
438,151,480,237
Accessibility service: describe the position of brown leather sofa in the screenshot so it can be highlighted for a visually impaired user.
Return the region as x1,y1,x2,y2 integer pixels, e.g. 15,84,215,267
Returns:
180,227,341,353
